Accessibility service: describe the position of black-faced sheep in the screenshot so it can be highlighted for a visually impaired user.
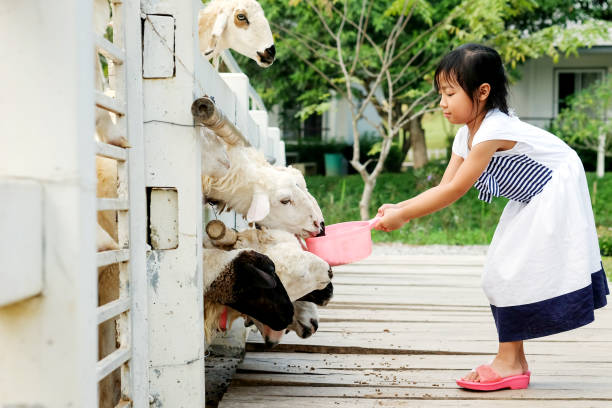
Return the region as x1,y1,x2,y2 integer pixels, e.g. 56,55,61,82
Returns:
203,248,294,344
199,0,275,67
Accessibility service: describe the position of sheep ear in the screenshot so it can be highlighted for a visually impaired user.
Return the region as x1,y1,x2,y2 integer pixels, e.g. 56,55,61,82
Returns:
246,190,269,223
245,264,277,289
204,10,229,56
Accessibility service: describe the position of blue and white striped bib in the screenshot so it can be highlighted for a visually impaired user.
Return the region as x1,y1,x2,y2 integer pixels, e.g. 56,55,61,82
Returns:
474,154,553,203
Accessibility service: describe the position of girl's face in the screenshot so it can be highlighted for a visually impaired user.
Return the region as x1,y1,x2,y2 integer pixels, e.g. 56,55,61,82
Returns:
437,74,477,125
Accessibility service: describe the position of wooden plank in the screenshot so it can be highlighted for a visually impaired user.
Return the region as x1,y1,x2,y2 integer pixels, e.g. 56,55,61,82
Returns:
97,297,130,324
96,141,127,161
97,249,129,267
230,371,612,389
219,385,612,400
239,352,612,371
337,255,486,266
333,265,483,275
220,396,612,408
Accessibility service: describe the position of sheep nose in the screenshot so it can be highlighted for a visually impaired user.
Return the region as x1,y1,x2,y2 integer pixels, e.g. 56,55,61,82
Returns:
311,319,318,333
257,45,276,65
266,44,276,59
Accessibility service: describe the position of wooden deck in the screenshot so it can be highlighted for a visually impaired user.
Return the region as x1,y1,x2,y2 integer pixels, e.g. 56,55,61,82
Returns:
218,255,612,407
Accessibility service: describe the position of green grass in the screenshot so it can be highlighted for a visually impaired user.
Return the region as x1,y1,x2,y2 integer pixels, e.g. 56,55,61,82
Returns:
604,257,612,280
307,165,612,249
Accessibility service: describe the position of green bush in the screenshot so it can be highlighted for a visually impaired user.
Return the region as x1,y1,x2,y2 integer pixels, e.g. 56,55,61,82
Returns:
600,236,612,257
383,143,404,173
285,134,403,175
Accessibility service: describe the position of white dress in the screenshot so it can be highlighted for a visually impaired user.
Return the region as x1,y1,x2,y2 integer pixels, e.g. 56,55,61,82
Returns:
452,109,609,342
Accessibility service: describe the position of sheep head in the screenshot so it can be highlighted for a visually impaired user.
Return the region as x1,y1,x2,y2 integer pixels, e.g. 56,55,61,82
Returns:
199,0,275,67
204,248,294,331
297,281,334,307
247,168,325,238
246,300,320,347
287,300,319,339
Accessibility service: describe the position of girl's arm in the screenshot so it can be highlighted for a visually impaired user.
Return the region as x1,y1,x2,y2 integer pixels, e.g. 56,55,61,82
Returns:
376,140,502,230
439,153,464,185
378,152,464,214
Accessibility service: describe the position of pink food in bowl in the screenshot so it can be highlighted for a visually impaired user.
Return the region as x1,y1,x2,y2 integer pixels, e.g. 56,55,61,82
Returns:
305,218,380,266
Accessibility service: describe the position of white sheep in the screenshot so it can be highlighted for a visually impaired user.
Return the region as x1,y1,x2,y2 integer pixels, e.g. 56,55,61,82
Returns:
203,247,294,344
199,0,275,67
203,145,325,238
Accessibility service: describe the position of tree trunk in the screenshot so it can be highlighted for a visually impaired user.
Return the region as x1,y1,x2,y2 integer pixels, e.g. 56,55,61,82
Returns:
596,128,605,178
410,115,428,169
401,127,411,157
359,177,376,220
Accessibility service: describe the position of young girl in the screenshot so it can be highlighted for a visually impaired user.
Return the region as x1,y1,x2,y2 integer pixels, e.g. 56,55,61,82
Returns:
375,43,609,391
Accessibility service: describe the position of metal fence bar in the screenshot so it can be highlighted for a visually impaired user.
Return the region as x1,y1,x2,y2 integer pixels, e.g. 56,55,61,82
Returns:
97,198,129,211
97,249,130,267
96,347,131,382
95,91,126,116
96,141,128,161
97,298,131,324
95,35,125,65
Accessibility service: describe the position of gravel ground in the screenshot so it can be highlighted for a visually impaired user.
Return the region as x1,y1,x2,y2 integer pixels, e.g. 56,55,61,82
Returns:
371,243,488,256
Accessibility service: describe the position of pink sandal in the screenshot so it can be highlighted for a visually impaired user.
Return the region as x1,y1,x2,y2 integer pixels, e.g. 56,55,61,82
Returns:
456,364,530,391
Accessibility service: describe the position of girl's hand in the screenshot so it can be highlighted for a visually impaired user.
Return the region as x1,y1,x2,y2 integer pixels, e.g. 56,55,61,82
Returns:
377,203,398,216
374,207,406,232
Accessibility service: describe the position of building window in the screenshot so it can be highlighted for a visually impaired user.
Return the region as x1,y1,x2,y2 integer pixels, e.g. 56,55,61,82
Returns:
555,68,605,115
302,113,323,141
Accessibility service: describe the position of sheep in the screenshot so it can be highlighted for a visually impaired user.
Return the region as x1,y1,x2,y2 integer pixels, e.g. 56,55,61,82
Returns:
245,300,320,347
203,145,325,238
249,282,334,345
205,220,332,301
200,127,231,181
198,0,275,67
298,282,334,307
203,247,294,344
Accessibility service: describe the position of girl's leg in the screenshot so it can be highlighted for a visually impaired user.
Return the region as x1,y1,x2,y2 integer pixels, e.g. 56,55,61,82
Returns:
463,340,526,381
519,341,529,373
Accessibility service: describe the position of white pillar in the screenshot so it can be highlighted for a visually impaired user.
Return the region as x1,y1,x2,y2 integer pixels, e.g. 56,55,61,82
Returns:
0,0,97,406
142,0,206,406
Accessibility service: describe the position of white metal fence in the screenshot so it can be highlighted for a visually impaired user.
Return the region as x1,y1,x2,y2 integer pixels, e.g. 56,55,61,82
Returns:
0,0,283,406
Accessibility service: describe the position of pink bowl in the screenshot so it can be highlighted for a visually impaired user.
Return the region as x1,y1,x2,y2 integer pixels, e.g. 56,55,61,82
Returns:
305,217,380,266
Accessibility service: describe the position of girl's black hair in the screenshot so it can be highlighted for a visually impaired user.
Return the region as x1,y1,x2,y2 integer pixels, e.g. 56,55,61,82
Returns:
434,43,509,115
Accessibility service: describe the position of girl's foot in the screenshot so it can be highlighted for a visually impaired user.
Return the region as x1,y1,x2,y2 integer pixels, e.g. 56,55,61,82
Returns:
462,341,525,382
462,355,524,382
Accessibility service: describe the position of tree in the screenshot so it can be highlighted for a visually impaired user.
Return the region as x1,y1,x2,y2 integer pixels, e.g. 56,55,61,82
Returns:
239,0,610,219
551,76,612,178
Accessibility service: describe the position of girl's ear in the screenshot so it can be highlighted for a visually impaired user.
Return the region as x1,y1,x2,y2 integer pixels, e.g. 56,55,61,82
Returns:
478,83,491,101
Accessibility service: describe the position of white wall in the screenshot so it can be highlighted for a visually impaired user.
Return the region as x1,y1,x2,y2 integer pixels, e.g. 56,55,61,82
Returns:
509,48,612,128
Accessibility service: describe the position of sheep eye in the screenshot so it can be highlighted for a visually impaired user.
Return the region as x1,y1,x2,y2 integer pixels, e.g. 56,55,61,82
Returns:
237,14,248,22
280,199,292,205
